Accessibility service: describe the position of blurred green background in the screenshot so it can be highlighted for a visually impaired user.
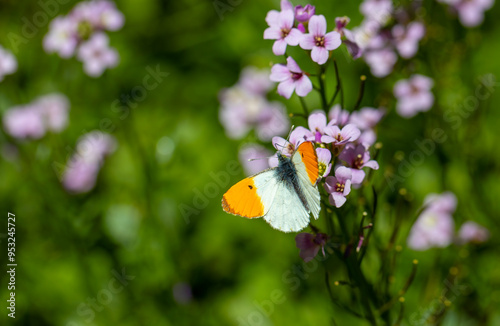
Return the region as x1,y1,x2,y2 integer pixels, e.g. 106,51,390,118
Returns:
0,0,499,325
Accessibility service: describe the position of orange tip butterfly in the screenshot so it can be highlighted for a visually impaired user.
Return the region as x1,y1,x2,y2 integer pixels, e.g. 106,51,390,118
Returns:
222,141,321,232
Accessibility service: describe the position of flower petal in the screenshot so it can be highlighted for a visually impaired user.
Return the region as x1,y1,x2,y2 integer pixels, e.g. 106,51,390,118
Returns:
299,34,316,50
308,111,327,132
331,193,347,208
270,64,291,82
286,56,302,73
264,26,281,40
272,39,288,55
309,15,327,36
341,124,361,142
324,31,342,50
311,46,329,65
350,169,365,185
277,78,296,99
363,160,379,170
295,76,313,97
335,166,352,182
285,28,303,46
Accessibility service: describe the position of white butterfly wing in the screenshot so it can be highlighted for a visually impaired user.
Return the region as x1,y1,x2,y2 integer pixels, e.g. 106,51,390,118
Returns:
292,150,321,220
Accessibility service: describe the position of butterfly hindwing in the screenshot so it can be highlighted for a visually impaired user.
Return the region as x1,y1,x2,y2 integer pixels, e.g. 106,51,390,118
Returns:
292,142,321,220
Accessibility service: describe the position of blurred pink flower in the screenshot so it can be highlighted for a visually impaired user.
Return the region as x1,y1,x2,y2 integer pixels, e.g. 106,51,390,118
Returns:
294,4,315,23
43,16,79,58
360,0,393,22
458,221,489,244
338,143,379,185
300,15,341,65
394,74,434,118
238,66,274,96
63,131,116,193
364,48,397,78
440,0,494,27
264,9,302,56
295,232,329,262
328,105,350,126
238,144,272,176
392,22,425,59
407,192,457,251
34,93,70,132
255,102,290,141
407,208,455,251
0,45,17,81
77,32,119,77
316,147,332,178
335,16,351,32
72,0,124,31
270,57,312,99
348,107,385,130
424,191,457,213
324,166,352,207
3,105,45,139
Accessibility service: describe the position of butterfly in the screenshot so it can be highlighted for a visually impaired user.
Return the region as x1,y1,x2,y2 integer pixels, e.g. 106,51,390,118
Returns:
222,141,321,232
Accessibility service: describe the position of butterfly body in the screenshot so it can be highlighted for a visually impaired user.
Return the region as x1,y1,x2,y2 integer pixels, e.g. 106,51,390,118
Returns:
222,142,321,232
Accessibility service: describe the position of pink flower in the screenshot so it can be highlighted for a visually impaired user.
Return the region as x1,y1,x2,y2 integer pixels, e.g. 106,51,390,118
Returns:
338,144,379,185
62,131,117,194
348,107,385,130
335,16,350,32
264,9,303,56
3,106,45,139
304,111,330,143
43,16,79,58
270,57,312,99
407,192,457,251
458,221,489,244
77,32,119,77
271,126,309,156
34,93,70,132
423,191,457,213
238,144,272,176
407,208,455,251
295,232,329,262
294,5,315,23
0,46,17,82
328,104,350,126
360,0,394,22
324,166,352,207
299,15,341,65
323,124,361,146
394,74,434,118
238,66,274,96
265,0,294,26
455,0,494,27
392,22,425,59
364,48,397,78
72,0,124,31
316,147,332,178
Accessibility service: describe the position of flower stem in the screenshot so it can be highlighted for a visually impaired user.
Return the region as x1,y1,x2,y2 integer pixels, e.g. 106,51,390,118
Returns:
318,66,328,112
298,96,309,116
353,75,367,111
328,59,343,109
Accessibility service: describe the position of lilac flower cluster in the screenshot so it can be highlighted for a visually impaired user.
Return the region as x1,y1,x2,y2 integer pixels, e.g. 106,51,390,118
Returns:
264,1,341,65
345,0,426,78
393,74,434,118
0,45,17,82
219,66,290,142
271,108,382,208
437,0,494,27
43,0,124,77
62,131,116,193
408,192,489,251
2,94,70,139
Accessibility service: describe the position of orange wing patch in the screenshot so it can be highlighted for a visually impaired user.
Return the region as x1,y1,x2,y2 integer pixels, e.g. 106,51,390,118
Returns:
296,142,319,185
222,177,265,218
